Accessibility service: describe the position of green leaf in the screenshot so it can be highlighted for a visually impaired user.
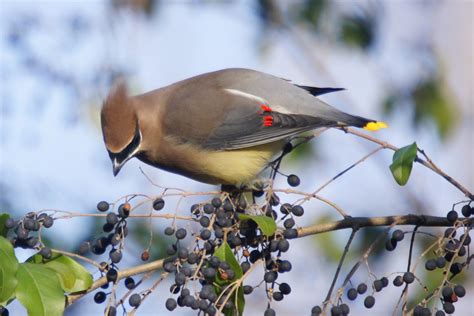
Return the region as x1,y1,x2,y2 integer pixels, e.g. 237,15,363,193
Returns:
0,214,10,237
238,214,276,237
16,263,65,316
389,142,417,186
214,242,245,316
0,236,19,305
27,252,92,293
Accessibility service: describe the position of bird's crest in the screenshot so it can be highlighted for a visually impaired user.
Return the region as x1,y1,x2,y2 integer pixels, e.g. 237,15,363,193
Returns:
101,79,139,153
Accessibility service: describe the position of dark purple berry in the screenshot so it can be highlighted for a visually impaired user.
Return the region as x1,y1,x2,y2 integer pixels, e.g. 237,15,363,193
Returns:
347,288,357,300
39,247,52,259
403,272,415,284
264,308,275,316
436,257,446,268
443,302,455,314
97,201,109,212
272,291,283,301
129,293,141,307
311,305,322,315
385,238,397,251
164,227,174,235
279,282,291,295
153,198,165,211
453,284,465,297
287,174,301,187
446,210,458,223
357,283,367,294
243,285,253,294
425,259,436,271
291,205,304,216
106,268,118,283
364,295,375,308
393,275,403,287
109,250,122,263
461,205,471,217
392,229,404,241
175,228,187,240
94,291,107,304
125,277,135,289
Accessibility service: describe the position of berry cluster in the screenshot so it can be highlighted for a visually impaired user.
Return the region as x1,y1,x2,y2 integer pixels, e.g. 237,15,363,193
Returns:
81,174,305,316
3,212,54,258
158,189,299,315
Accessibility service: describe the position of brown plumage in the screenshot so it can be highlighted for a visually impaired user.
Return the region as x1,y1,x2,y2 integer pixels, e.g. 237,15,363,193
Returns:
100,68,386,185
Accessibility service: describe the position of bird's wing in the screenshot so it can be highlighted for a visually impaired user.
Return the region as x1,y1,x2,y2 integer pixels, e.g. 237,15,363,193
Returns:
162,86,337,150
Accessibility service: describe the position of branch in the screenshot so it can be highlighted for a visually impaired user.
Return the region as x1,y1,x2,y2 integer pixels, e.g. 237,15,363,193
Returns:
65,214,472,307
66,258,165,306
296,215,472,237
342,127,474,200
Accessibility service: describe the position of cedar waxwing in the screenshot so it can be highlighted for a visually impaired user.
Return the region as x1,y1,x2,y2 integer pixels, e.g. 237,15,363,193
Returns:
100,68,386,185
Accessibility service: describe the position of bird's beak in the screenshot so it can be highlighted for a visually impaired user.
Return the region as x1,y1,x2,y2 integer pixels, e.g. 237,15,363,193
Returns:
112,158,123,177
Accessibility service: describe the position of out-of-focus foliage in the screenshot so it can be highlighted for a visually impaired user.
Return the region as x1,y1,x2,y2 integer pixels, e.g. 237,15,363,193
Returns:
339,8,377,51
384,73,458,140
297,0,327,31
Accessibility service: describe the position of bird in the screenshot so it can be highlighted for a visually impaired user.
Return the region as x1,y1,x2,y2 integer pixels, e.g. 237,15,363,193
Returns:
100,68,387,186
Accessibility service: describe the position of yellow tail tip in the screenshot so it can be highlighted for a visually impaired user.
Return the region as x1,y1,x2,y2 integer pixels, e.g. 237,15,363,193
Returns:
363,121,388,131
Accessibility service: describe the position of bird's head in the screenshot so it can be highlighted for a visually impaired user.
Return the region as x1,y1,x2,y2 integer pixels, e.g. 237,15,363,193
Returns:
101,79,142,176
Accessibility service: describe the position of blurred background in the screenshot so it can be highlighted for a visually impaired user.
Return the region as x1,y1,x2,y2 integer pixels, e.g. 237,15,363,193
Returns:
1,0,472,315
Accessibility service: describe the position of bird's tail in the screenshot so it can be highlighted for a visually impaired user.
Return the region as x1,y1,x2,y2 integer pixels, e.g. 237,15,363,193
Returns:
335,112,388,131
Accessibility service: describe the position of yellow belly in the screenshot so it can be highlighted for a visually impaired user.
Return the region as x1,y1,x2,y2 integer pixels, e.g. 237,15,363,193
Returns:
191,142,284,185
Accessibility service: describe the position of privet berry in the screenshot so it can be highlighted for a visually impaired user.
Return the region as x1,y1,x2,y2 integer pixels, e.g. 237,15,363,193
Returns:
97,201,109,212
357,283,368,294
425,259,436,271
287,174,301,187
461,204,471,217
436,257,446,268
403,272,415,284
364,295,375,308
311,306,322,315
109,250,122,263
347,288,357,300
340,304,350,314
446,210,458,223
291,205,304,217
175,228,187,240
283,218,295,229
129,293,141,307
125,277,135,289
106,268,118,283
443,302,455,314
392,229,404,241
94,291,107,304
453,284,465,297
39,247,52,259
243,285,253,295
393,275,403,287
264,307,276,316
153,198,165,211
106,213,118,225
279,283,291,295
272,291,283,301
164,227,175,235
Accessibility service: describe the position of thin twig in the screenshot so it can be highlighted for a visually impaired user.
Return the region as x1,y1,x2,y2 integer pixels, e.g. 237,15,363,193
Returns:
323,228,359,311
342,127,474,200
